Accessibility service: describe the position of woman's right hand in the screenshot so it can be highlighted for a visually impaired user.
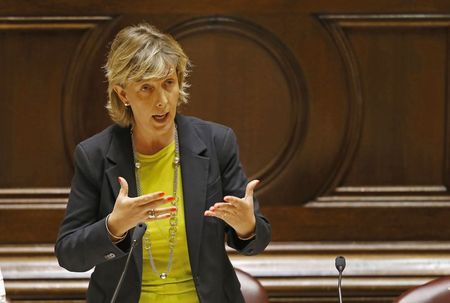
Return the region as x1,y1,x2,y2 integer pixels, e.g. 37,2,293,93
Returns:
107,176,176,238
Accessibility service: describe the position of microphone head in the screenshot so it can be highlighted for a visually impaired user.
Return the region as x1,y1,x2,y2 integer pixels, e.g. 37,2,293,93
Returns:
335,256,346,272
131,222,147,242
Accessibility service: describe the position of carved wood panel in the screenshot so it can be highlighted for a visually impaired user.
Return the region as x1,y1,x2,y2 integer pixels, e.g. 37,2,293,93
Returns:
316,14,450,205
2,2,450,302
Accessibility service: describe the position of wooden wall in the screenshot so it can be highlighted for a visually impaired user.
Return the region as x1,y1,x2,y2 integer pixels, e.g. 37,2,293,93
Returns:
2,1,450,302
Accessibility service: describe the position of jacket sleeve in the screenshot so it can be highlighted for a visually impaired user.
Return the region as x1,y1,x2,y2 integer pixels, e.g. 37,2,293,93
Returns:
218,128,271,255
54,144,128,272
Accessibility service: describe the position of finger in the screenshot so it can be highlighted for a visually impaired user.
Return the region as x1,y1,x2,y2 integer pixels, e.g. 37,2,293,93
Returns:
205,207,235,220
118,177,129,198
146,213,172,221
245,179,260,199
142,195,176,209
134,192,166,205
149,206,177,216
209,204,236,216
212,203,240,217
213,202,237,210
204,209,226,220
223,196,243,205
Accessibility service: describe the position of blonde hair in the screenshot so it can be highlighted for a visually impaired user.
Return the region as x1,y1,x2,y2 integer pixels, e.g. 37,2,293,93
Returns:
104,23,190,127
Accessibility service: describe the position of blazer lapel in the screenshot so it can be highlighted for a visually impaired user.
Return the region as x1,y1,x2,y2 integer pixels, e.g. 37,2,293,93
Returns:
104,126,142,278
176,115,209,275
105,125,137,199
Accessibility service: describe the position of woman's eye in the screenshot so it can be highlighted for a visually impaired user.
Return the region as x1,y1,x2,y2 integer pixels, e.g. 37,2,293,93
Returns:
165,79,175,86
140,85,151,92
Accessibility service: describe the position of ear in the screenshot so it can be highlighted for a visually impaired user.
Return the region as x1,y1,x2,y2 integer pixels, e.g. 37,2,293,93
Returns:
113,85,129,105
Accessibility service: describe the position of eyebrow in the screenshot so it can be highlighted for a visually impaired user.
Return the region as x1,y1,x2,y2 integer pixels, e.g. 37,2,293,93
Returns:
136,70,176,84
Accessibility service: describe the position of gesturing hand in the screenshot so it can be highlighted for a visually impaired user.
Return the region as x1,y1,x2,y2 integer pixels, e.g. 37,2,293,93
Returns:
107,177,176,238
204,180,259,239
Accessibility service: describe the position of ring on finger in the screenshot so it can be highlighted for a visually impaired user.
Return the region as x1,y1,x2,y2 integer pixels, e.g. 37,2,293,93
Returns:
148,209,156,219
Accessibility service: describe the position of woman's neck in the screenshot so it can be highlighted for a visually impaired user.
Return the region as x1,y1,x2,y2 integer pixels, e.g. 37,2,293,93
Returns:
132,125,175,155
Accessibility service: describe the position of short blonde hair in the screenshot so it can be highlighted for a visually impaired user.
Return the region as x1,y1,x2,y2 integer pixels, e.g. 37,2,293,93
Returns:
104,23,190,127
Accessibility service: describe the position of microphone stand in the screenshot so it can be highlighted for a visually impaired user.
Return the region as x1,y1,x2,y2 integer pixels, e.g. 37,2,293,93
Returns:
110,223,147,303
335,256,346,303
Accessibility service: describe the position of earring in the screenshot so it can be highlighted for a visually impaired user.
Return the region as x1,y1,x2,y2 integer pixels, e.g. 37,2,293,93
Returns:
124,102,130,107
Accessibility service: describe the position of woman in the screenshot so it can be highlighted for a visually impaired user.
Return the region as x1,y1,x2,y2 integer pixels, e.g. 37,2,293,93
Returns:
55,23,271,303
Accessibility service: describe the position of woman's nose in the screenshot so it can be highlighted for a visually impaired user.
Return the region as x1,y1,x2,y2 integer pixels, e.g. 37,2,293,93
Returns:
156,91,169,108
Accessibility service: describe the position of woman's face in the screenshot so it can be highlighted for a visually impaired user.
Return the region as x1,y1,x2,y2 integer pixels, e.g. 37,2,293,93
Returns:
115,68,179,137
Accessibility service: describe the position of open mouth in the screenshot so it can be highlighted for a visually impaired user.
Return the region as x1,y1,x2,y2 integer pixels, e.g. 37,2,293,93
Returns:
152,113,169,122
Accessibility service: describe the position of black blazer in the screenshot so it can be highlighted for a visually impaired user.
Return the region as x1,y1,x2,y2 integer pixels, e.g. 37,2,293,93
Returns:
55,114,271,303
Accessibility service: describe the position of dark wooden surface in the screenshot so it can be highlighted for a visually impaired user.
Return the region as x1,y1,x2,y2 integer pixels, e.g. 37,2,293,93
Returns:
2,1,450,302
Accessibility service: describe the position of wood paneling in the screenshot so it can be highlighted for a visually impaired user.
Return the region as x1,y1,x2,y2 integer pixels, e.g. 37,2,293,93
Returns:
0,188,67,243
0,17,115,188
2,1,450,302
171,16,307,190
317,14,450,199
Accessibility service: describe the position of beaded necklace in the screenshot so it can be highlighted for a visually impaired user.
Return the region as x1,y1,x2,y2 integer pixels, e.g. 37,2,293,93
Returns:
131,127,180,279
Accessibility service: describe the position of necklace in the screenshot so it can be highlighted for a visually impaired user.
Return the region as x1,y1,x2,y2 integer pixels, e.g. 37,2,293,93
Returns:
131,127,180,280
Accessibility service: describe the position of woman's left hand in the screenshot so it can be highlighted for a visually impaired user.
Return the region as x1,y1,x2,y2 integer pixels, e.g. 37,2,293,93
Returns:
204,180,259,239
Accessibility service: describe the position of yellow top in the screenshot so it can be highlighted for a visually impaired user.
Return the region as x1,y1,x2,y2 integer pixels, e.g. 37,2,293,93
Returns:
137,141,199,303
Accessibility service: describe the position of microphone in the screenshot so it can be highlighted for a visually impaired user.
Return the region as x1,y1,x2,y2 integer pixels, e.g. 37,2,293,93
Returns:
335,256,346,303
131,222,147,242
110,223,147,303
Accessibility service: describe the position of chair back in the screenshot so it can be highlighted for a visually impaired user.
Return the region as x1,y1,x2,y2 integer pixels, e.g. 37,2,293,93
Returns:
235,267,269,303
394,276,450,303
